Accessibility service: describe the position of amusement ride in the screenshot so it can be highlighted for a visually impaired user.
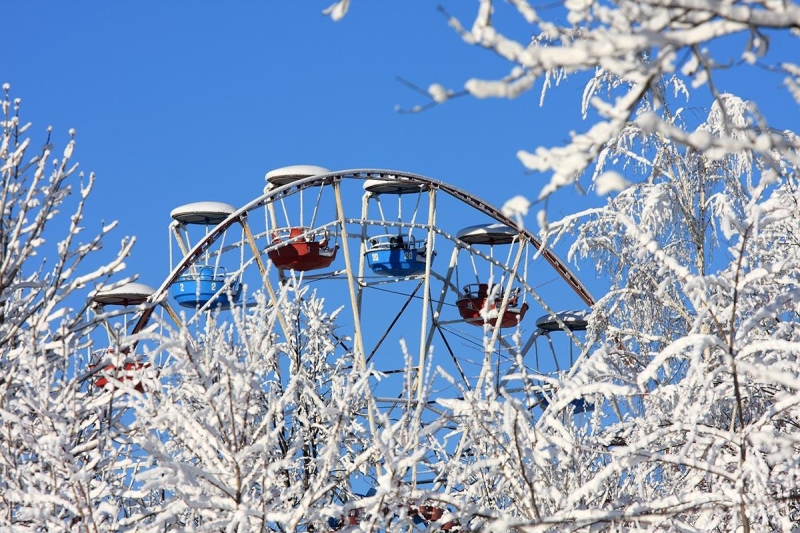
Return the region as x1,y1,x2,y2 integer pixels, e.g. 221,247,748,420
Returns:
87,166,597,526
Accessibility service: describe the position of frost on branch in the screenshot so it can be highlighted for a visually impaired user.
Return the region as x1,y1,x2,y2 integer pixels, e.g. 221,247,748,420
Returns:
0,85,136,531
322,0,350,22
501,194,531,227
388,0,800,204
537,88,800,528
427,83,450,103
594,170,631,195
123,286,378,531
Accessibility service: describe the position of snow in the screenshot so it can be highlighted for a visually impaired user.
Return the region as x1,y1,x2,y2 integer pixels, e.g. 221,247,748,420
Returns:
456,222,518,244
500,194,531,219
594,171,631,195
427,83,449,103
63,139,74,159
264,164,330,186
322,0,350,21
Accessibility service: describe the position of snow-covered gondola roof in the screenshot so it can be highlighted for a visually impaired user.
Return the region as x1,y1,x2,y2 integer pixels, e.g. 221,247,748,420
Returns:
363,176,428,195
170,201,237,225
456,223,519,245
92,282,156,306
535,310,590,332
264,165,330,187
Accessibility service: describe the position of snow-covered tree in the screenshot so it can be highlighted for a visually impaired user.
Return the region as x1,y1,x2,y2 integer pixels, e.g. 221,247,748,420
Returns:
5,0,800,527
0,84,136,531
120,287,378,531
0,86,464,530
325,0,800,202
446,93,800,531
115,283,477,532
318,1,800,530
547,105,800,529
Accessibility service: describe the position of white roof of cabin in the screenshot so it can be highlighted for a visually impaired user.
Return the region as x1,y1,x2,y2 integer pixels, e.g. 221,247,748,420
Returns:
92,282,156,306
363,176,428,195
535,310,590,331
170,201,237,225
456,223,519,245
265,165,330,186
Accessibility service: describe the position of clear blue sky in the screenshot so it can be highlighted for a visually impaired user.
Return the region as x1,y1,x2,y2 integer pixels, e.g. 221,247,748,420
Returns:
4,1,797,306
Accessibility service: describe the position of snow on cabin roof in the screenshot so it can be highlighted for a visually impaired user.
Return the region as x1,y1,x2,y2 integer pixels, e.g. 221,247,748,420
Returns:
264,164,330,186
170,201,237,225
363,176,428,195
456,223,519,245
535,310,590,332
92,282,156,306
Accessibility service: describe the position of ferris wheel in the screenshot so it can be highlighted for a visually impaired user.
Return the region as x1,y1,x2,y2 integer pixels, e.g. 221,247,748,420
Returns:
116,166,595,410
82,167,597,527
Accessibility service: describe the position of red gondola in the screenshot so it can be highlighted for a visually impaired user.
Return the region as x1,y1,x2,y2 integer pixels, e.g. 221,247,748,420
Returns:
456,283,529,328
93,360,150,393
268,227,338,271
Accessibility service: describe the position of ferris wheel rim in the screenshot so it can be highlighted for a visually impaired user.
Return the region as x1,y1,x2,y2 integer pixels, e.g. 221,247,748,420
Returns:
131,169,595,338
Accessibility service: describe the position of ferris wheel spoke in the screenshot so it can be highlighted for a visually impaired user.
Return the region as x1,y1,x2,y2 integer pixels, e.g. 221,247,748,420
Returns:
416,187,437,404
433,323,470,388
487,236,527,353
355,193,371,320
422,246,460,371
238,214,292,336
365,280,423,365
333,180,368,376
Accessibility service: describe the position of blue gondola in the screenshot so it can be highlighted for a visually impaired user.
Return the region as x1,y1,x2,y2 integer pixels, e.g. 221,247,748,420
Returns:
170,265,242,309
365,234,432,277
